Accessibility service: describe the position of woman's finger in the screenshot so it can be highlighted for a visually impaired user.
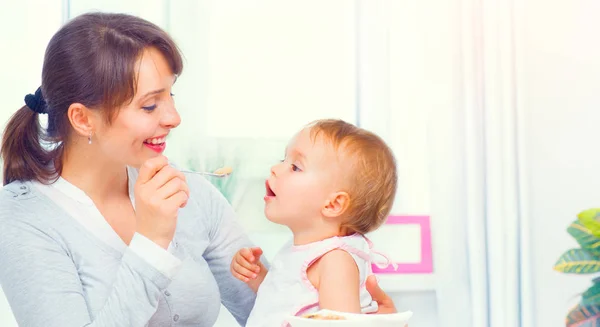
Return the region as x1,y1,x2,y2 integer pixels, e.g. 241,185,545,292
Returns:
165,190,189,210
147,165,186,191
365,275,386,302
365,275,397,313
156,176,188,200
138,156,169,184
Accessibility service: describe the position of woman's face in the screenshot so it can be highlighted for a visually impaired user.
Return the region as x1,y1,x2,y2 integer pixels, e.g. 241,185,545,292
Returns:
93,47,181,168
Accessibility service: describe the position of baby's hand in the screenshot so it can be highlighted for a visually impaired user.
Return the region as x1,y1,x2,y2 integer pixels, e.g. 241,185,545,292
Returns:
231,247,263,283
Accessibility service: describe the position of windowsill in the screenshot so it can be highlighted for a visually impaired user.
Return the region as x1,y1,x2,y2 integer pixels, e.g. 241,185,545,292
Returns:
377,273,437,292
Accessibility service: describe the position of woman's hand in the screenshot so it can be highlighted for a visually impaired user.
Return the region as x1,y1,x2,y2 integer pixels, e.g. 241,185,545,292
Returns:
365,275,397,314
134,156,189,249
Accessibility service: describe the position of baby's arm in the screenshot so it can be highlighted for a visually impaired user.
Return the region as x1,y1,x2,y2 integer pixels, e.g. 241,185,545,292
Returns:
308,249,361,313
230,247,268,293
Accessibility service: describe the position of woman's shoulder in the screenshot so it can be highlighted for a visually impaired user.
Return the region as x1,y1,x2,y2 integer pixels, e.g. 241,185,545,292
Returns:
0,180,61,234
0,180,63,224
1,180,40,209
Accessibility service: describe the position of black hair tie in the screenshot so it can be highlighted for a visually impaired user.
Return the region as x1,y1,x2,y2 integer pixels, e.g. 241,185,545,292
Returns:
24,87,47,114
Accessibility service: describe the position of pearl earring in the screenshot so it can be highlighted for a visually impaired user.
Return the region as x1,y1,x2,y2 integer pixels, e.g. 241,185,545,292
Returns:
88,132,92,145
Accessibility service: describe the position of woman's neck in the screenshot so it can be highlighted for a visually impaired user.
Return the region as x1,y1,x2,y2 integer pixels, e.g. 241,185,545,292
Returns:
60,144,129,203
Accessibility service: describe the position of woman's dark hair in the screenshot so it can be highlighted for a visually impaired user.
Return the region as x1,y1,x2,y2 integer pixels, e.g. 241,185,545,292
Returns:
1,12,183,185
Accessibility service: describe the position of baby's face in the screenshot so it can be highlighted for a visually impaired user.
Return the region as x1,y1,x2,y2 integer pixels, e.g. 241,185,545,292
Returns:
264,128,346,230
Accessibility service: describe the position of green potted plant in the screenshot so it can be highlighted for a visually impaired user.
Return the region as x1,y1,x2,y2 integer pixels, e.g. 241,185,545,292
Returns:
554,208,600,326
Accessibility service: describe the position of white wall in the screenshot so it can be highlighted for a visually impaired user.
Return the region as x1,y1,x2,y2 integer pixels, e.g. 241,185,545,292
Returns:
0,0,63,130
517,0,600,325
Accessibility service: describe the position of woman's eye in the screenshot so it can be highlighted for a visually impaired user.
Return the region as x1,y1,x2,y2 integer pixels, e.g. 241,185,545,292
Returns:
142,104,157,111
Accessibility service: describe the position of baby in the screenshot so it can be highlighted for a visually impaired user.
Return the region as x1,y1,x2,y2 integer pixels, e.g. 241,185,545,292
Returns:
230,119,398,327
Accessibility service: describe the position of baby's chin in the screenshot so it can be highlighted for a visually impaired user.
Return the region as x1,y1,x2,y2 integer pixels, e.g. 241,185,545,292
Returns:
263,209,280,224
263,208,292,227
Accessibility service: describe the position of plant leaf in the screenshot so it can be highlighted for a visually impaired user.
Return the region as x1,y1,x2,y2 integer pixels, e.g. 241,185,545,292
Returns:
568,319,600,327
583,283,600,307
569,220,600,257
567,304,600,327
554,249,600,274
578,209,600,238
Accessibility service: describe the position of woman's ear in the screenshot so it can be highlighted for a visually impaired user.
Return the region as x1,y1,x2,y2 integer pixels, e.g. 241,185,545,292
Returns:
67,103,97,138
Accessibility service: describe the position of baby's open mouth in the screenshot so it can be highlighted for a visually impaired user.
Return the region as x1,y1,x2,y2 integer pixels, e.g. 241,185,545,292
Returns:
266,180,276,197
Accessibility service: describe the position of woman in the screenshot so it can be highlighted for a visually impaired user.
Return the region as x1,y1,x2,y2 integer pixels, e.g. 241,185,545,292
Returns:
0,12,396,326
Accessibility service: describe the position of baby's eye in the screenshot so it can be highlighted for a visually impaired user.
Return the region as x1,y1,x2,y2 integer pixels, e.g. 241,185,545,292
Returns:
291,164,302,172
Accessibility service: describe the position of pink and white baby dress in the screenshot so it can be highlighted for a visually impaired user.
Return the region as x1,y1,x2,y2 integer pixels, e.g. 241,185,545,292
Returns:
245,233,392,327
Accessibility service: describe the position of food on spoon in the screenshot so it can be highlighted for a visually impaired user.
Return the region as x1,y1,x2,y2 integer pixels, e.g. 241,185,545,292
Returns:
213,166,233,175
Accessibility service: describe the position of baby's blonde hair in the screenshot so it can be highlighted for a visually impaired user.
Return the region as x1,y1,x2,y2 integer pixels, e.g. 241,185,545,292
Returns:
307,119,398,234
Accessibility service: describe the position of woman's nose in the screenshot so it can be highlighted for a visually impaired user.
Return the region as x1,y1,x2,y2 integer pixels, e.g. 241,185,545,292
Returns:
161,103,181,129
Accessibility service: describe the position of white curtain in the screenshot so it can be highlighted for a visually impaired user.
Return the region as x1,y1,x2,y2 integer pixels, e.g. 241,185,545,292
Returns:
432,0,535,325
366,0,535,326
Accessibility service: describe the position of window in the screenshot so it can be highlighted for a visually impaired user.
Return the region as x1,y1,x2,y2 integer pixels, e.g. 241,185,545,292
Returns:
167,0,358,235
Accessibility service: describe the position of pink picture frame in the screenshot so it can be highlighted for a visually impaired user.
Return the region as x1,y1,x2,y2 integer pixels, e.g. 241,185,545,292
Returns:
371,215,433,274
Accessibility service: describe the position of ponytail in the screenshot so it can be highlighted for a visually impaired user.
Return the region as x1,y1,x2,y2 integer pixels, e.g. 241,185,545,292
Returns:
1,106,59,185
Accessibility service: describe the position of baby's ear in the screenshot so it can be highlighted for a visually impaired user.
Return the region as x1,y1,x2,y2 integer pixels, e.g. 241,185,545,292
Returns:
322,191,350,219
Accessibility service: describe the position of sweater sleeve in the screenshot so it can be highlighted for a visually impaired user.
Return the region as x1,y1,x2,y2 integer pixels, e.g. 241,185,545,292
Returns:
197,178,261,326
0,210,181,327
